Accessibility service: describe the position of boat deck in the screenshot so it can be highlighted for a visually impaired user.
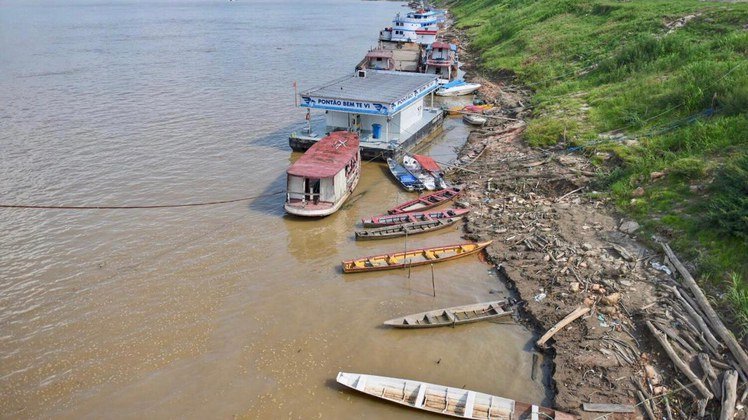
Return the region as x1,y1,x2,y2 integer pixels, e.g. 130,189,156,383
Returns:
289,108,443,161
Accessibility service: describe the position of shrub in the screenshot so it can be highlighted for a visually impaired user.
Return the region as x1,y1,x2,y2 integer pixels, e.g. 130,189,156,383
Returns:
670,156,707,179
706,153,748,240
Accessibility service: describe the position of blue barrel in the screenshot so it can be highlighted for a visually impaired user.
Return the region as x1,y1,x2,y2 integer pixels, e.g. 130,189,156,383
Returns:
372,123,382,139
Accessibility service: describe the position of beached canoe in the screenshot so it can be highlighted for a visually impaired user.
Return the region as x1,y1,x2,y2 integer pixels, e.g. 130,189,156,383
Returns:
387,158,425,192
341,240,491,274
362,208,469,228
355,216,462,241
336,372,576,419
463,114,487,126
383,300,512,328
387,187,462,215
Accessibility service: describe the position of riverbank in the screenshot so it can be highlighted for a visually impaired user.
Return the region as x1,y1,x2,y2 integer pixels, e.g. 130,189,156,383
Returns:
442,8,747,418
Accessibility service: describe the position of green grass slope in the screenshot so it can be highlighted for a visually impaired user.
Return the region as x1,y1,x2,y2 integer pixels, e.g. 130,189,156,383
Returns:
446,0,748,330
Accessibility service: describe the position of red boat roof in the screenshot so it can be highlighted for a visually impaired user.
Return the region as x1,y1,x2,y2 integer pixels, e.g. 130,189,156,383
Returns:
287,132,359,178
431,42,451,49
413,154,441,172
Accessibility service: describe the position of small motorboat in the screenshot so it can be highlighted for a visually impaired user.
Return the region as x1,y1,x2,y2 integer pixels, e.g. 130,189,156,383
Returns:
463,114,487,126
402,153,437,190
355,216,462,241
361,208,469,228
387,158,425,192
383,300,512,328
387,187,462,215
336,372,576,419
436,79,481,97
341,240,491,273
412,154,448,189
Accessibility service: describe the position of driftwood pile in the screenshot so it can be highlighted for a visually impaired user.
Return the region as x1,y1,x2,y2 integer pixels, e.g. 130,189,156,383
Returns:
445,90,747,417
642,243,746,419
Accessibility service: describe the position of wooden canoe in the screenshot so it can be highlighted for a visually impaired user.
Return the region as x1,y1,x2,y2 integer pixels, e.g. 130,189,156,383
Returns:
336,372,576,419
362,208,469,228
341,240,491,274
355,216,462,241
383,300,512,328
387,187,463,215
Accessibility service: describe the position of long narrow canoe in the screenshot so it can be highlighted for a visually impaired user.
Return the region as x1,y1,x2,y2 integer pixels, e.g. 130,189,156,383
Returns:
383,300,512,328
341,240,491,274
336,372,576,419
362,208,469,228
355,216,462,241
387,187,463,215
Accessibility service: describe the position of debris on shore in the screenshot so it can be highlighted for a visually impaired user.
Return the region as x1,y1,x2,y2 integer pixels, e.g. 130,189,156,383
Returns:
445,24,747,419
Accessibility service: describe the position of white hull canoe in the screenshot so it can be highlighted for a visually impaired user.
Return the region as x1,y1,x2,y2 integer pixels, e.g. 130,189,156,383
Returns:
463,114,487,126
383,300,511,328
436,83,481,97
336,372,575,419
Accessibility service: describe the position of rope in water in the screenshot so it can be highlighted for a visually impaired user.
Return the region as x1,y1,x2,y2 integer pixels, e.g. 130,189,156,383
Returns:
0,190,286,210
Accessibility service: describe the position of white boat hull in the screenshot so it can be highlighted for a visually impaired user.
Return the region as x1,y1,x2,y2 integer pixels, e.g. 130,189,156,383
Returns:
284,171,360,217
336,372,573,419
436,83,481,97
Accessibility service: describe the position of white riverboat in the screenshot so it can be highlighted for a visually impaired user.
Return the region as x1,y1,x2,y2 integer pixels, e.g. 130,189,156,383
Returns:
284,132,360,217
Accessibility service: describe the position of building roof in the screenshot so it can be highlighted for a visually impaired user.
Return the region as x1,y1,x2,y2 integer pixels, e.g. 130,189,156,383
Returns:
300,71,438,106
287,132,359,178
431,42,451,49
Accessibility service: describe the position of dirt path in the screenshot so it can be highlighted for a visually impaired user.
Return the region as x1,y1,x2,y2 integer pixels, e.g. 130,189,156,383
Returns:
444,26,731,419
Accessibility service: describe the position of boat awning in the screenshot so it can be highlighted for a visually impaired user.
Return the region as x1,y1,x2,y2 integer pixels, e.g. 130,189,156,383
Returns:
299,70,439,116
287,132,360,178
413,155,441,172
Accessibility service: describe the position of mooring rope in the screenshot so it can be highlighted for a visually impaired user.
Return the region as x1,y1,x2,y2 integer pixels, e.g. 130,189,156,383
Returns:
0,190,286,210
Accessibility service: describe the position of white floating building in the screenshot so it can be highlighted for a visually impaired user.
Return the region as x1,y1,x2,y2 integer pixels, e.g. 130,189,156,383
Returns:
289,70,442,160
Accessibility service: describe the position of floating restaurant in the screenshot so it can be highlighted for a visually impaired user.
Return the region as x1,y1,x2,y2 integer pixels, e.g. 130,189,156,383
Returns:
289,70,443,160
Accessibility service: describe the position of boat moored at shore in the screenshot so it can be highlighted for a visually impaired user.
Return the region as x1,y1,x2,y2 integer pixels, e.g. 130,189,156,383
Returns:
336,372,575,419
285,132,360,217
341,240,491,273
362,207,469,228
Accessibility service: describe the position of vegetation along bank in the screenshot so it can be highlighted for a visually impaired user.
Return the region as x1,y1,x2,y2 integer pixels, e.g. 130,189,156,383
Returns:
446,0,748,332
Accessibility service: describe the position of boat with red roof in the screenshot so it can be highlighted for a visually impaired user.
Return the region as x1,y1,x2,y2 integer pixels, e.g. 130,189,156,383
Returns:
285,131,360,217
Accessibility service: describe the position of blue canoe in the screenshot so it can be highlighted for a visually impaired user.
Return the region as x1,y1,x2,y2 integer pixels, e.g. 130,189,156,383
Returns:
387,158,425,192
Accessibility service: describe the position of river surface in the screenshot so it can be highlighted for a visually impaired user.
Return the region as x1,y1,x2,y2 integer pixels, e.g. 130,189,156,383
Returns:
0,0,546,417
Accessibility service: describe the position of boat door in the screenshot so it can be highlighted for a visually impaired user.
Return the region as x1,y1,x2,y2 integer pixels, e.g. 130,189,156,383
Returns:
304,178,321,203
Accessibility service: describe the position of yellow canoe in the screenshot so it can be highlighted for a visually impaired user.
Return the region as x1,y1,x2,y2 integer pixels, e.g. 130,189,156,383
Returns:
341,240,492,273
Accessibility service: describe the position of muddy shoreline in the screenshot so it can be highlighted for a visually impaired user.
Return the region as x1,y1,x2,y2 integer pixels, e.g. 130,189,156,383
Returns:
443,19,728,419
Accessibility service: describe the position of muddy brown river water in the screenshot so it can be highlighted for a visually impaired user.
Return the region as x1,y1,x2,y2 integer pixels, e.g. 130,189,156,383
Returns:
0,0,546,417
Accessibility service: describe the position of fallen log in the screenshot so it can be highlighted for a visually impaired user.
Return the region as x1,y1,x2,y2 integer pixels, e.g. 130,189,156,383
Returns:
536,306,590,347
645,320,713,400
669,286,723,353
720,370,738,420
582,403,635,413
662,243,748,378
636,390,656,420
697,353,721,400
